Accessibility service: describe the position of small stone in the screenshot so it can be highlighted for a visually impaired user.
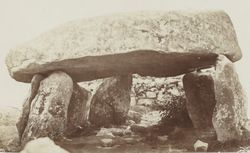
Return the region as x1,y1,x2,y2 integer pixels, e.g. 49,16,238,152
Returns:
146,91,157,98
127,110,142,124
157,135,168,143
20,137,69,153
125,120,136,125
123,138,137,145
124,126,132,136
100,139,114,147
137,99,154,106
194,140,208,152
96,128,115,138
130,96,137,106
157,90,165,102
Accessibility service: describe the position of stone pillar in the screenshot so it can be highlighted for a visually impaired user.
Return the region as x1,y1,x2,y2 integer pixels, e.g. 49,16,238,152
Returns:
183,55,248,142
19,71,92,146
65,82,91,136
89,75,132,127
212,55,248,142
16,74,45,140
21,71,74,146
183,70,216,129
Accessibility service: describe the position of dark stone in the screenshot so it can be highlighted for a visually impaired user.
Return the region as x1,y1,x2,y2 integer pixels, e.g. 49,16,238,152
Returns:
183,70,216,129
89,75,132,127
65,82,91,136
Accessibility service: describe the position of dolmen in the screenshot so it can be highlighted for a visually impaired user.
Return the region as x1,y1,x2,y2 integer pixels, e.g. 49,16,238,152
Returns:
5,11,249,146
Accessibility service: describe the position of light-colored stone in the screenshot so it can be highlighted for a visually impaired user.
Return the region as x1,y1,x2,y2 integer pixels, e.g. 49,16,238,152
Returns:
100,138,114,147
130,96,137,106
6,11,240,83
89,75,132,127
20,137,69,153
194,140,208,152
146,91,157,99
21,71,73,146
0,106,20,152
16,74,44,140
137,99,154,106
157,135,168,143
0,125,20,152
0,106,20,126
212,55,248,142
96,128,115,138
127,110,142,123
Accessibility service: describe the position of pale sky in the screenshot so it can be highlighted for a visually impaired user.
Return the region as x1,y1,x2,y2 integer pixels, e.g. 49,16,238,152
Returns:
0,0,250,116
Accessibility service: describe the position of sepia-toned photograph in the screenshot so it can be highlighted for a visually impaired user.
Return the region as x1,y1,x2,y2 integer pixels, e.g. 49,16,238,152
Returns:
0,0,250,152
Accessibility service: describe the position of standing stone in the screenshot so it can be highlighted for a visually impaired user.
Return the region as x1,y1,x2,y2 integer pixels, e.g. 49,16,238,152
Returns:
212,55,248,142
89,75,132,127
65,82,91,136
183,70,216,129
21,71,73,146
16,74,44,140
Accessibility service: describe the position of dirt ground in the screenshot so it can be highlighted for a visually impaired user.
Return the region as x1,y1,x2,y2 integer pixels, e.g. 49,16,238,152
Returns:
57,127,250,153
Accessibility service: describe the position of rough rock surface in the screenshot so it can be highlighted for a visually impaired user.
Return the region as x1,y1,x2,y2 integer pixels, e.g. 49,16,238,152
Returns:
21,71,73,145
89,75,132,127
212,55,248,142
131,74,193,130
0,106,21,152
194,140,208,152
16,74,44,139
0,126,20,152
183,70,216,129
5,11,240,83
0,106,20,126
65,82,91,136
20,137,69,153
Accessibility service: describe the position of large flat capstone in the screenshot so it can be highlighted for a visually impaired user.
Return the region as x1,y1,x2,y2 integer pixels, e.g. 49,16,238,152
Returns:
5,11,241,83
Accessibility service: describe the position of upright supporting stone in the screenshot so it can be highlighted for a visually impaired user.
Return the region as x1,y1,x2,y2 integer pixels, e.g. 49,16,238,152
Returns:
89,75,132,127
16,74,44,140
183,70,216,129
183,55,248,142
21,71,73,146
212,55,248,142
65,82,91,136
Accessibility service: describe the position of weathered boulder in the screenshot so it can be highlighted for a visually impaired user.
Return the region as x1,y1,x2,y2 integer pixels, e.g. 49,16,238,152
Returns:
21,71,73,146
0,125,20,152
183,70,216,129
89,75,132,127
20,137,69,153
0,106,20,126
16,74,44,139
65,82,91,136
5,11,240,83
0,106,21,152
212,55,248,142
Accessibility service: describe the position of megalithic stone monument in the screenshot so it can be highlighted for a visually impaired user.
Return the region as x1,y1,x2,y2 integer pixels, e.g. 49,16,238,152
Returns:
5,11,248,146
